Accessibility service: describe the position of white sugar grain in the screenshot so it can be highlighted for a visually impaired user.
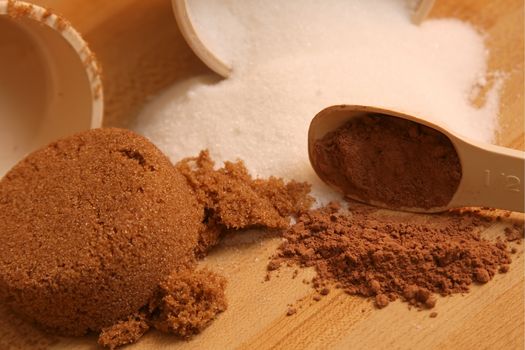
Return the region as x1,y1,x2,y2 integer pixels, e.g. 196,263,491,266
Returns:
134,0,502,204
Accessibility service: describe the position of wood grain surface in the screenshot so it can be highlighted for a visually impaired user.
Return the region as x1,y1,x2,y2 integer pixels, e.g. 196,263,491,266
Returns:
1,0,524,349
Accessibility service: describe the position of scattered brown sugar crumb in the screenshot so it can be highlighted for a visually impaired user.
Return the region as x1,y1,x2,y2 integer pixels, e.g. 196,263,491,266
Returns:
147,268,227,339
474,268,491,283
286,307,297,316
6,0,33,19
6,0,71,33
98,313,150,350
270,202,512,310
267,260,281,271
375,294,390,309
499,264,510,273
430,312,438,318
176,150,313,254
312,114,461,209
504,224,525,242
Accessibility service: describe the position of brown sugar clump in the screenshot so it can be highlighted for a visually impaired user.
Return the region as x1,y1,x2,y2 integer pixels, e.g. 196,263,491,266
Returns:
375,294,390,309
0,128,203,336
474,268,490,283
98,313,150,350
147,268,227,339
98,268,226,349
312,115,462,209
270,203,512,309
176,150,313,254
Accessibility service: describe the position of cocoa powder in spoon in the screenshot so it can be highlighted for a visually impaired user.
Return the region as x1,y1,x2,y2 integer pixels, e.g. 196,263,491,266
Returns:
313,115,462,209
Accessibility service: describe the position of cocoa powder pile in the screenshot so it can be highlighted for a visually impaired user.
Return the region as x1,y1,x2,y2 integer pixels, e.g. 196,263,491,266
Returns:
270,202,513,309
313,115,462,209
0,129,313,349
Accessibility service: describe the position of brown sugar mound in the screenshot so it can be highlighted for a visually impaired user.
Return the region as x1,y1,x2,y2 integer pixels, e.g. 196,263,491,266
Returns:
270,202,512,309
176,150,314,254
0,128,203,336
313,115,462,209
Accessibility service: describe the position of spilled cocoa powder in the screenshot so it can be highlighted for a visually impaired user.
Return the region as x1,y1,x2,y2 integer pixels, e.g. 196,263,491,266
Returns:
313,115,462,209
269,202,514,309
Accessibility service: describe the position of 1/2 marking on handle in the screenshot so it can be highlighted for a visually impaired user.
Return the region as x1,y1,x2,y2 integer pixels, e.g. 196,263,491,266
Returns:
504,175,521,192
484,170,521,192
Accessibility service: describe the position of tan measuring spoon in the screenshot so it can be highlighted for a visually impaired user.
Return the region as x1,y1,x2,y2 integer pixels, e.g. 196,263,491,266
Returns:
308,105,525,213
171,0,436,78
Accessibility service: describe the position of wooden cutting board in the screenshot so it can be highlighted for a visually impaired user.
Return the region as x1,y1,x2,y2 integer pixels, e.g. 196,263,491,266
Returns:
1,0,523,349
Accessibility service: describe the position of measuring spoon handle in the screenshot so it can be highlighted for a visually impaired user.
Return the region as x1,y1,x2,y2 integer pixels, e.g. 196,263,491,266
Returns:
449,139,525,212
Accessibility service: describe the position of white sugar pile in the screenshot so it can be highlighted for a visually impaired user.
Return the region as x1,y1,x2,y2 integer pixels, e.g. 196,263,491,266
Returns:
134,0,502,203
